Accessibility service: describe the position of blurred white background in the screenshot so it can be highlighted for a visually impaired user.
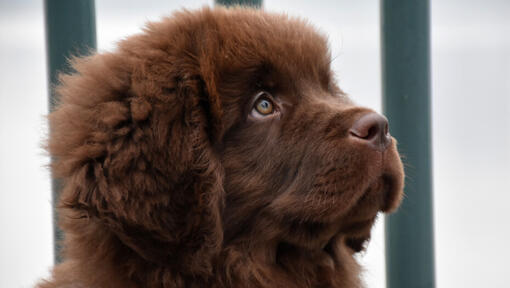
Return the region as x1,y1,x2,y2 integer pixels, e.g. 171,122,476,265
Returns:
0,0,509,287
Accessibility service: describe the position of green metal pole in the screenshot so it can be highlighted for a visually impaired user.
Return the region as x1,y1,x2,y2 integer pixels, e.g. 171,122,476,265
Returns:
44,0,97,263
381,1,435,287
216,0,262,8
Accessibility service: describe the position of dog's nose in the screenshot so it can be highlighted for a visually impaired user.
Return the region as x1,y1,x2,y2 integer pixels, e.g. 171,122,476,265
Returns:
349,112,391,151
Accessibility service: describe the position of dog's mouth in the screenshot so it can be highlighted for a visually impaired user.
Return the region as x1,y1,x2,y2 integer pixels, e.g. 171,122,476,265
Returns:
337,173,399,251
269,150,404,268
333,169,403,253
338,217,376,252
275,217,375,270
320,174,400,254
322,215,377,256
341,168,403,222
285,173,398,248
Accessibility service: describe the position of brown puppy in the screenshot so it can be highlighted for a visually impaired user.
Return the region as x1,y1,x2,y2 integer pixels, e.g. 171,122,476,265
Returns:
39,7,404,288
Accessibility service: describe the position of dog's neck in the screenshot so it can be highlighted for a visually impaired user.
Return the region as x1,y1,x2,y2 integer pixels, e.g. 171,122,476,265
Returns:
57,218,361,288
219,234,362,288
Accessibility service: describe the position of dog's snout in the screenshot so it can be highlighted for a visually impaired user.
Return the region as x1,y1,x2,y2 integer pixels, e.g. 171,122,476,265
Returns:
349,113,391,151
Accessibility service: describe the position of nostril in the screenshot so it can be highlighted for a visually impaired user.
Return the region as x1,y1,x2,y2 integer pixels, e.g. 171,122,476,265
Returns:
350,112,391,151
365,125,380,140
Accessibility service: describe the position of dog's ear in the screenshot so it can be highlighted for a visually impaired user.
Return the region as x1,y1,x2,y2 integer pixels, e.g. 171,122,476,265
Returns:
48,46,224,275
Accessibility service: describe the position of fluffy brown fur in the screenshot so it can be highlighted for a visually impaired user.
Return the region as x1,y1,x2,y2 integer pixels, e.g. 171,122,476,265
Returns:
39,7,404,288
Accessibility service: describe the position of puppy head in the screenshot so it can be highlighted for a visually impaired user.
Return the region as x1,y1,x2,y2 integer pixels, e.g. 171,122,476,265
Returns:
48,7,404,276
208,9,405,253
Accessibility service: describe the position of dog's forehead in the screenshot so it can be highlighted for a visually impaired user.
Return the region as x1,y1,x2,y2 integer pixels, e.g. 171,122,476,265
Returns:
215,9,333,84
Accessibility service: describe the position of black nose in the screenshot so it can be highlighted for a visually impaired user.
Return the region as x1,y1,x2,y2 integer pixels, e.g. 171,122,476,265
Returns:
349,112,391,151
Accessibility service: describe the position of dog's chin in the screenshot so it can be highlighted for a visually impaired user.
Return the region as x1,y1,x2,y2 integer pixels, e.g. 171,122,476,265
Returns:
337,170,402,250
314,170,402,254
336,159,403,253
348,172,401,218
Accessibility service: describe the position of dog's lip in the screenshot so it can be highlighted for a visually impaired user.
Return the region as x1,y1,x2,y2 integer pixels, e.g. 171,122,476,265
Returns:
354,170,402,215
339,177,387,220
344,234,371,253
337,171,401,253
342,218,375,253
340,217,376,235
379,172,404,213
320,217,375,257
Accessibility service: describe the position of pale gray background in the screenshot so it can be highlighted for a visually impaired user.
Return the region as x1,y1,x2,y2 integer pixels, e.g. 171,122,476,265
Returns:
1,0,509,287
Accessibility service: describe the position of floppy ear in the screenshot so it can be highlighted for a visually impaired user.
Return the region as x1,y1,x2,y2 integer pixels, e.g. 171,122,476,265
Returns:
49,47,224,275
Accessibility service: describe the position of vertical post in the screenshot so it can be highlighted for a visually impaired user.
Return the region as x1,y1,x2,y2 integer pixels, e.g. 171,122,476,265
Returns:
44,0,97,263
216,0,262,8
381,0,435,287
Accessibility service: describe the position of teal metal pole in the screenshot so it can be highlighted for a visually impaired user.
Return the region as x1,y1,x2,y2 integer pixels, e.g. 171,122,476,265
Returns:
216,0,262,8
44,0,97,263
381,0,435,287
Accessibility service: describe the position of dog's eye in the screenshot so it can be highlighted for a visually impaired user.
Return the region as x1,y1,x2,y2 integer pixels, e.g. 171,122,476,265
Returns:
253,92,275,116
255,98,274,115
